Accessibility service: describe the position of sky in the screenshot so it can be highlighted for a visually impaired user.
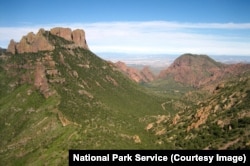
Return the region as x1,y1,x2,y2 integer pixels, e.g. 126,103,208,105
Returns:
1,0,250,57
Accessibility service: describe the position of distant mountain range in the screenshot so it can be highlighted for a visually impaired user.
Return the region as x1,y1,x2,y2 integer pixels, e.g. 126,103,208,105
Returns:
99,52,250,68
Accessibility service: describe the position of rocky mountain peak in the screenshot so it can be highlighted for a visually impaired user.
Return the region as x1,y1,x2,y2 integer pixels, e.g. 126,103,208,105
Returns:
7,27,89,54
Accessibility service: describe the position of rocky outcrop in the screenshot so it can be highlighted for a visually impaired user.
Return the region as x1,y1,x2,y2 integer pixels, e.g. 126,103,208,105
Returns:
50,28,72,41
7,27,89,54
141,66,155,82
33,54,65,98
72,29,88,48
114,61,141,82
114,61,155,83
34,61,53,98
7,39,16,54
50,27,88,49
7,29,53,54
9,29,54,54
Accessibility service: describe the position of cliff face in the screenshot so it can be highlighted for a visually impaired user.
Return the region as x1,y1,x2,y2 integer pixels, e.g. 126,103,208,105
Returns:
7,27,88,54
50,27,89,49
72,29,88,48
50,27,72,41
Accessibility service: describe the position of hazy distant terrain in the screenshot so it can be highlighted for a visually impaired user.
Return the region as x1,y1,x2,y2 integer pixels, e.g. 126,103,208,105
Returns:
100,52,250,73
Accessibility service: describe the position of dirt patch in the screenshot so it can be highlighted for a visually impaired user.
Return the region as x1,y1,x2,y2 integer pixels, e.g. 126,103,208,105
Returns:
58,111,72,126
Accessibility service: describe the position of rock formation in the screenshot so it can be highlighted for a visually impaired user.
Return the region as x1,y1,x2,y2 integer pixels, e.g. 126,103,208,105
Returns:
114,61,155,83
50,27,72,41
50,27,88,49
7,27,89,54
141,66,155,82
8,29,54,54
72,29,88,48
7,39,16,54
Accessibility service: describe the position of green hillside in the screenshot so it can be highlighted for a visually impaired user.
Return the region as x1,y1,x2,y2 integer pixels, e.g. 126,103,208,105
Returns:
0,32,173,165
144,74,250,149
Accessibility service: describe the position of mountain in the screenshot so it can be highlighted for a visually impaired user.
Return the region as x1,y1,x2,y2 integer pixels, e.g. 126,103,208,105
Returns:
158,53,250,89
0,28,250,164
0,28,169,165
114,61,155,83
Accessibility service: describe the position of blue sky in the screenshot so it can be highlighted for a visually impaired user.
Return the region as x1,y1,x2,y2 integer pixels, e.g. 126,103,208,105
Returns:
1,0,250,56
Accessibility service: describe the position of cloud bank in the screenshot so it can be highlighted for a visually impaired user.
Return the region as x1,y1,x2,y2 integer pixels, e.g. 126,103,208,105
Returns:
0,21,250,56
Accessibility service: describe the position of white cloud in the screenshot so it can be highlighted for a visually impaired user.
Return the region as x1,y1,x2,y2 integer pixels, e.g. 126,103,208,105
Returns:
0,21,250,56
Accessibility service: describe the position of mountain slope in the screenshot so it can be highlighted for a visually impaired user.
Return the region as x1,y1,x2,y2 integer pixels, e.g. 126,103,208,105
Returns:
145,74,250,149
0,28,169,165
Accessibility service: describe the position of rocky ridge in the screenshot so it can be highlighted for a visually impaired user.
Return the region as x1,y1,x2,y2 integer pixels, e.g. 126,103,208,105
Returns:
114,61,155,83
7,27,88,54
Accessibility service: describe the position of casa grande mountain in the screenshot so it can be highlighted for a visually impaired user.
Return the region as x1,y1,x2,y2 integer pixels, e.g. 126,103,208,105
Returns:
0,27,250,165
